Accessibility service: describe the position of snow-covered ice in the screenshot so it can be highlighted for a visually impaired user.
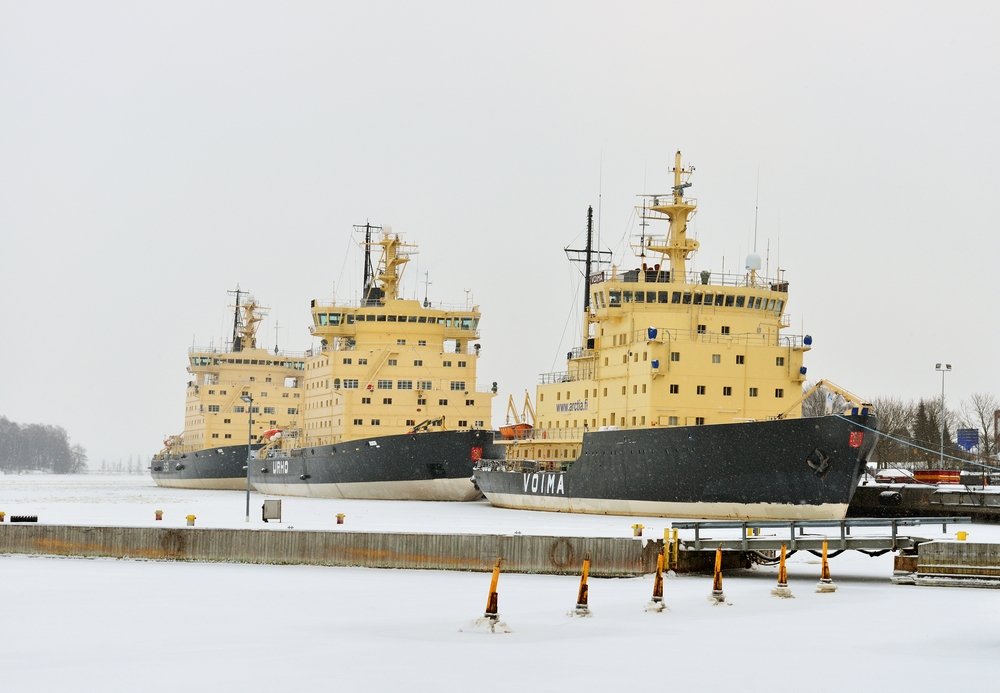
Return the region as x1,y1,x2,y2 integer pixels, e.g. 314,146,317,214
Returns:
2,474,997,692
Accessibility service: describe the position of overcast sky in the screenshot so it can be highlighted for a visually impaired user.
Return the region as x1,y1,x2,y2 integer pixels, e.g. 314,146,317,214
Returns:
2,1,998,466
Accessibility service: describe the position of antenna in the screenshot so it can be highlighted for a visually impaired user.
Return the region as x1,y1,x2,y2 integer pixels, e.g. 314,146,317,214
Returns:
423,271,432,308
753,166,760,254
274,320,280,354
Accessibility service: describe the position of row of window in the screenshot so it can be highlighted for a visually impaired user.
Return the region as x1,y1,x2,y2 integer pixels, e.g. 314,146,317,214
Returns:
667,385,785,398
204,405,298,414
317,313,478,329
191,356,305,370
597,289,784,314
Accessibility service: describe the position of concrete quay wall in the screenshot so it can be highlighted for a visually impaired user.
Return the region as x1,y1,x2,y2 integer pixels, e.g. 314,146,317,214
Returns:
0,524,663,577
916,541,1000,584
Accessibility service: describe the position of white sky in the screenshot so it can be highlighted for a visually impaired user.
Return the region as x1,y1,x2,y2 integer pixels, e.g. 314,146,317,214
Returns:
2,2,998,465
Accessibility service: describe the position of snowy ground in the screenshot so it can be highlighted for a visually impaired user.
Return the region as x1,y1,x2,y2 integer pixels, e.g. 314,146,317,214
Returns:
2,475,997,692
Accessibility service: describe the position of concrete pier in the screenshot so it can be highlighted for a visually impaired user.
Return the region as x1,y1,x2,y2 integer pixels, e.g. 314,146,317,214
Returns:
0,524,662,577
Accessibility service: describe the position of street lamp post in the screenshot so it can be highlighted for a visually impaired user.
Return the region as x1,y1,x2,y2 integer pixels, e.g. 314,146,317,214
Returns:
240,393,254,522
935,363,951,466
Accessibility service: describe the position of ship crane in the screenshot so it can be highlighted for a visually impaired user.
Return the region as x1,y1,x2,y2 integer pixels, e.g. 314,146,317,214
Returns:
779,379,873,419
500,391,535,440
409,417,447,434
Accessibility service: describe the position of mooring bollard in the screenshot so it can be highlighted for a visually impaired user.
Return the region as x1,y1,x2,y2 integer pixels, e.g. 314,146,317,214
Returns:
816,539,838,593
771,544,794,598
154,510,163,521
646,548,667,612
459,557,511,634
570,553,592,617
186,514,196,527
336,513,346,525
670,527,679,570
709,547,728,605
632,523,644,537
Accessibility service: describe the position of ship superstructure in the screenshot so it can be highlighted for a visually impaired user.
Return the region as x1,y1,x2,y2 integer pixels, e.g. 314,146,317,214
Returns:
475,152,878,520
151,291,305,490
509,152,809,466
250,225,499,500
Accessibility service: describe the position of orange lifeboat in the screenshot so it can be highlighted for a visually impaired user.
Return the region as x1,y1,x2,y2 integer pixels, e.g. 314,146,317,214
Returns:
499,423,533,440
262,429,283,441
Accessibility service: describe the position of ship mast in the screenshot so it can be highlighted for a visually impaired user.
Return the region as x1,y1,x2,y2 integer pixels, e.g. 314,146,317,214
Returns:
355,221,382,306
228,286,247,352
645,151,699,283
374,231,414,302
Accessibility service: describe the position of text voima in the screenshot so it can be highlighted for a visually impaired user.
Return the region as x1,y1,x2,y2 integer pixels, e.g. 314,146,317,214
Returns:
522,472,565,495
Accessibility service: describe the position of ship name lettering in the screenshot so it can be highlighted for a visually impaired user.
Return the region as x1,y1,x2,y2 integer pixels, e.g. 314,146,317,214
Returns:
272,460,289,475
522,472,565,495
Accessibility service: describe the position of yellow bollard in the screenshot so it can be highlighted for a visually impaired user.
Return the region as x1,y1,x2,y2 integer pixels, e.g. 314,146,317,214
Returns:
571,553,592,617
956,531,968,541
154,510,163,521
771,544,794,598
459,557,511,634
816,539,838,593
671,528,679,569
185,514,196,527
646,548,667,612
632,523,644,537
484,558,502,621
709,547,728,604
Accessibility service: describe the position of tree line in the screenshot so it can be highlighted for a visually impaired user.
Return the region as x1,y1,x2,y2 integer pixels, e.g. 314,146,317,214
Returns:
0,416,88,473
804,387,999,468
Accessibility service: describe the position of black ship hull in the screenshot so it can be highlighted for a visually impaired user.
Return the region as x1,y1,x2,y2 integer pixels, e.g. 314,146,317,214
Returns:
473,413,878,520
249,429,500,501
149,444,259,491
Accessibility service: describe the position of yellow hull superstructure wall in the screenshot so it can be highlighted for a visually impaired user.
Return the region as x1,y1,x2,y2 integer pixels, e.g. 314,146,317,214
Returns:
301,298,493,446
180,347,305,451
506,151,812,465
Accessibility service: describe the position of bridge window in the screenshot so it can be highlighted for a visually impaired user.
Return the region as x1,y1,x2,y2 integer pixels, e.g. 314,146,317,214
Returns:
735,296,745,308
672,291,681,303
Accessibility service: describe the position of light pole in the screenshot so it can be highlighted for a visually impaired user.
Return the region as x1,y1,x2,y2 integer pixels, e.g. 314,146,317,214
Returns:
935,363,951,466
240,392,254,522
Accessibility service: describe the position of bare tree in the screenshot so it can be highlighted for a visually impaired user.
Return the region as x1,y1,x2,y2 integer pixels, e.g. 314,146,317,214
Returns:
959,392,1000,459
870,397,914,466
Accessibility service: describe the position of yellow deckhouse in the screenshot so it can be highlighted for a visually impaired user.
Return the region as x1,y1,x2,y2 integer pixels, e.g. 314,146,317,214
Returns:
508,152,811,467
